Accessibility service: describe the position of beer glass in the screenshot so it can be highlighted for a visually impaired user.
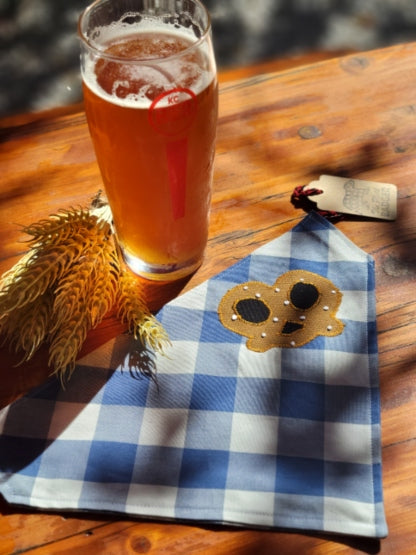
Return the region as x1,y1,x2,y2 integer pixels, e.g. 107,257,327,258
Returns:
79,0,218,281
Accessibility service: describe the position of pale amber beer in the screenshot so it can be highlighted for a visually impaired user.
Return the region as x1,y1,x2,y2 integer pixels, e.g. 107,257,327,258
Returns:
79,0,218,280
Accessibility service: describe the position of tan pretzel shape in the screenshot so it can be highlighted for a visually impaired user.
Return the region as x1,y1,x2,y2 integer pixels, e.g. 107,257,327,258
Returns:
218,270,344,351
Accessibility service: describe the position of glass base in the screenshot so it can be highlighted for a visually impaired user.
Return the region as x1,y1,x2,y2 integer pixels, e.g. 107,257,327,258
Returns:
123,250,203,282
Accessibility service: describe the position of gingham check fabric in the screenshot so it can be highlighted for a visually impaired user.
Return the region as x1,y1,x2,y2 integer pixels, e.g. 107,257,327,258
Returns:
0,212,388,538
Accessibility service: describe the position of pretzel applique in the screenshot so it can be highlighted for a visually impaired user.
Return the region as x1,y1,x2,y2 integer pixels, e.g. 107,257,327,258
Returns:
218,270,344,351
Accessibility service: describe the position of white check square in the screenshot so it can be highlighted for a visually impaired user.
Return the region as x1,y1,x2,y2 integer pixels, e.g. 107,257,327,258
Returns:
139,408,188,448
48,402,100,441
324,496,376,537
338,290,369,323
31,477,83,509
324,351,370,387
155,340,200,374
223,489,275,526
230,412,279,454
325,421,373,464
126,484,177,518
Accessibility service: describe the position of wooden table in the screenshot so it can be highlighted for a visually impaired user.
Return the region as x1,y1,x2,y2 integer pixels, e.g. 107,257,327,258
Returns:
1,43,416,554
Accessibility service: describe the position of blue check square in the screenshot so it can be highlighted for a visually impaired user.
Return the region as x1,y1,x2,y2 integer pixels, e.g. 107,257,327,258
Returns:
84,441,137,483
279,380,326,421
190,375,237,412
233,378,280,416
325,460,374,503
159,305,205,342
328,260,369,290
199,310,241,343
275,455,324,496
227,452,277,491
146,374,194,409
101,372,150,406
325,385,371,424
179,449,229,489
132,446,183,486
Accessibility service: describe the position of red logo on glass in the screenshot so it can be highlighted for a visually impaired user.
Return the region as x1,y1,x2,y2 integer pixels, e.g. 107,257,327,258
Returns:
149,87,197,137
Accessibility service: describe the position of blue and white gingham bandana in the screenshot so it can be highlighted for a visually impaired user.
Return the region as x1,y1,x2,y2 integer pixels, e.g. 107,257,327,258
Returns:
0,212,388,538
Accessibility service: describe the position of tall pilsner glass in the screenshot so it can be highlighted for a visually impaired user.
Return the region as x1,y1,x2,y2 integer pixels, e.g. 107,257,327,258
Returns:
79,0,218,281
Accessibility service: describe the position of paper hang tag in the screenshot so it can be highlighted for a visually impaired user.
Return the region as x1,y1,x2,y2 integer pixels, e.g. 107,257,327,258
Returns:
304,175,397,220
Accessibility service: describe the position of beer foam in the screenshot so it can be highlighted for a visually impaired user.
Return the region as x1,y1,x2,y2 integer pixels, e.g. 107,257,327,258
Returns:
82,17,213,109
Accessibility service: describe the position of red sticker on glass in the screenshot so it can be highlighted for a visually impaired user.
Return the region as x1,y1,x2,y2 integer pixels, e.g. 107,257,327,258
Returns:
149,88,197,137
166,138,187,220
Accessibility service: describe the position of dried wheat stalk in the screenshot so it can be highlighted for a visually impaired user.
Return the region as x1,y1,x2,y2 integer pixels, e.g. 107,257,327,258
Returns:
0,198,170,383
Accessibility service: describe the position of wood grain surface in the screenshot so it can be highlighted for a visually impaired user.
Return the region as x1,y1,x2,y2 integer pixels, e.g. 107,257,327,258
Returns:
1,43,416,554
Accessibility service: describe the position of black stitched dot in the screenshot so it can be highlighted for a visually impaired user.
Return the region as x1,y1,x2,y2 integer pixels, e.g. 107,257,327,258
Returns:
282,321,304,335
290,282,319,309
235,298,270,324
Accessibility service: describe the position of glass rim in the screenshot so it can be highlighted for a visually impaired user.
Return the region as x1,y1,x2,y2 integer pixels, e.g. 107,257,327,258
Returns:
78,0,212,64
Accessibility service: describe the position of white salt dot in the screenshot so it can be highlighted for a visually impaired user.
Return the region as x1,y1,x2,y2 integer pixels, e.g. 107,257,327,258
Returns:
274,288,280,293
231,314,238,321
299,315,306,321
261,332,267,338
331,290,337,294
284,300,290,306
243,285,249,290
323,305,329,311
255,293,261,298
273,317,279,323
327,325,333,331
290,341,296,347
